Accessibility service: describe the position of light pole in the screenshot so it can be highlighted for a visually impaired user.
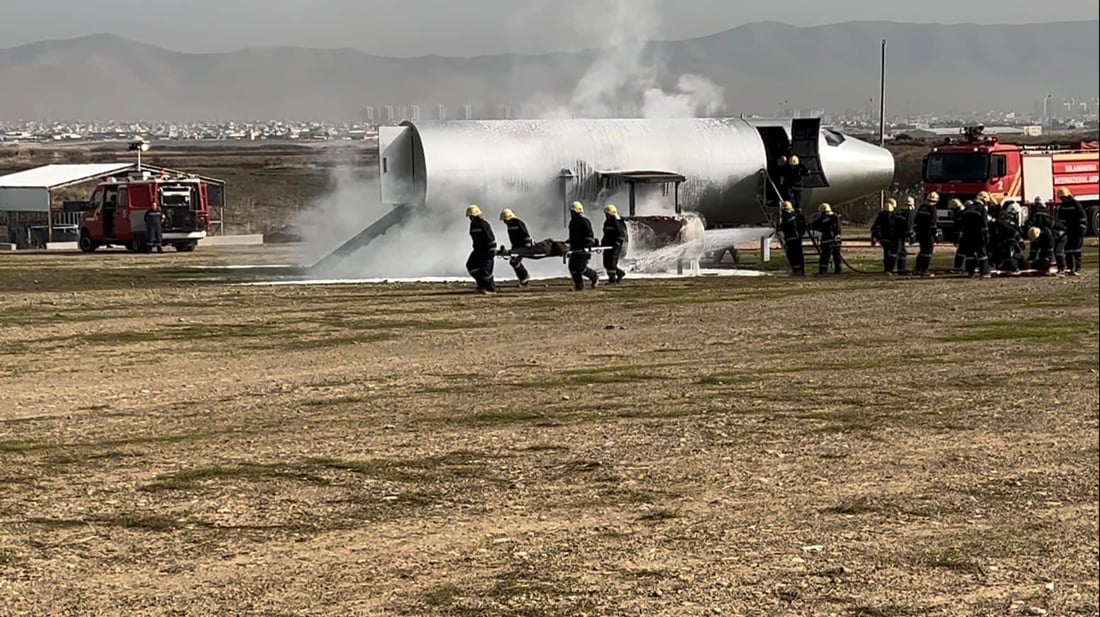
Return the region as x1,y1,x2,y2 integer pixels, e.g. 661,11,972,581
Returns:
878,38,888,211
879,39,887,147
128,138,149,172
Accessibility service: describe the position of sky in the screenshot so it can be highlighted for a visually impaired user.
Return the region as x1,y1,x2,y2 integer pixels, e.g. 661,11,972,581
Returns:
1,0,1097,57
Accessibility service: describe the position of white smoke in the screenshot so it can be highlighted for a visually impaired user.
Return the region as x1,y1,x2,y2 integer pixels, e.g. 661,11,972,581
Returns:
538,0,725,120
298,0,728,278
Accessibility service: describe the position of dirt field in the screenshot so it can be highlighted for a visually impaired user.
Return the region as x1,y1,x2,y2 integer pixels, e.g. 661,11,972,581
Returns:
1,247,1098,617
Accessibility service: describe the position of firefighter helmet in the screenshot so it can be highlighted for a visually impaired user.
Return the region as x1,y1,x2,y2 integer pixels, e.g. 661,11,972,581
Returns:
1028,227,1042,242
818,203,832,214
1033,196,1044,206
782,201,795,212
789,155,801,166
1057,188,1073,199
570,201,585,214
500,209,515,222
466,204,482,218
604,204,618,217
950,198,964,210
977,191,993,204
885,198,897,212
927,192,941,204
905,196,916,209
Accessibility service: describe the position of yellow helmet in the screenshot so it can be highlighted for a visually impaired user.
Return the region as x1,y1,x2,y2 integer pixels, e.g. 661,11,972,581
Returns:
977,191,993,204
781,201,795,212
789,155,801,166
604,204,618,217
928,192,941,204
570,201,585,214
466,204,482,218
1028,227,1042,242
1057,188,1073,199
905,196,916,208
818,203,832,214
950,198,964,210
885,198,897,212
500,209,515,222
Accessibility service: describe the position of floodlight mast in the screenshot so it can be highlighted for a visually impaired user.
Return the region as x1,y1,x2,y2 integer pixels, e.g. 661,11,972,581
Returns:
128,138,150,172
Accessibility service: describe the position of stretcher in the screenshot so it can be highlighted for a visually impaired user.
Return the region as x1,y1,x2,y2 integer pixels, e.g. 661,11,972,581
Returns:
495,239,610,263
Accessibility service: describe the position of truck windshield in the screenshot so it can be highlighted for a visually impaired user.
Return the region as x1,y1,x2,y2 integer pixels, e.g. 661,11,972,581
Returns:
924,153,990,183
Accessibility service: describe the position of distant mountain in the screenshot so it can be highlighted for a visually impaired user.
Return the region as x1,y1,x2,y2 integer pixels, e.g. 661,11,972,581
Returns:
0,21,1096,121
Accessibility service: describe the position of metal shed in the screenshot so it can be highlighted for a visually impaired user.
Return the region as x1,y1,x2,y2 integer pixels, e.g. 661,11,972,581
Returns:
0,163,226,248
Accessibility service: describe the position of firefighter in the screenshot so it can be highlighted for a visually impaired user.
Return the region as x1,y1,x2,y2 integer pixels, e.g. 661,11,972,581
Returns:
890,197,916,275
567,202,599,291
1027,197,1067,273
870,198,897,273
913,192,939,276
782,155,809,212
778,201,806,276
1027,226,1055,274
989,210,1023,272
1002,199,1024,232
601,204,628,285
949,198,967,272
500,209,532,286
144,203,165,253
811,202,842,275
465,205,498,294
959,199,991,277
1057,188,1087,275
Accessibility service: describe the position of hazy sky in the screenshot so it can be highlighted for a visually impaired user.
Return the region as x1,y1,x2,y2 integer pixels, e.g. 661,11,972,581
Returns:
3,0,1097,56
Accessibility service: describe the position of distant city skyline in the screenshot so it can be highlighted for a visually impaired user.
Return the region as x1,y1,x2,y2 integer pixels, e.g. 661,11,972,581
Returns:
0,0,1097,57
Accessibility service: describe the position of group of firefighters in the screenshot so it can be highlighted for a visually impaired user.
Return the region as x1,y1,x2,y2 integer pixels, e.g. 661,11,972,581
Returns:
463,187,1089,292
464,201,627,295
777,187,1090,277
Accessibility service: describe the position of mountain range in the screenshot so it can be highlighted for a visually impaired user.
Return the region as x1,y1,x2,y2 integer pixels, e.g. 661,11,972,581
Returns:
0,20,1097,121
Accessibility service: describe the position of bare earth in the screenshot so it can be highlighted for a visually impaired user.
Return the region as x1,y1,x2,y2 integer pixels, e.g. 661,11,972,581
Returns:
1,247,1098,617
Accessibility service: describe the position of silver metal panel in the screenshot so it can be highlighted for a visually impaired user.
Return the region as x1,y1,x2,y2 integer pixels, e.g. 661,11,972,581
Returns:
403,119,768,227
0,164,132,189
0,187,49,212
1022,155,1054,203
384,118,894,228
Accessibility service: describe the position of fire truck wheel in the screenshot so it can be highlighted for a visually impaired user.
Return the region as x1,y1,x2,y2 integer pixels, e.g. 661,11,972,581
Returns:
175,241,197,253
1089,207,1099,237
78,231,97,253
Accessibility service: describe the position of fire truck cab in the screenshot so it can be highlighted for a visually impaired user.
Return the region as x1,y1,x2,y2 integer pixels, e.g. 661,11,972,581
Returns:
75,172,212,253
922,126,1100,240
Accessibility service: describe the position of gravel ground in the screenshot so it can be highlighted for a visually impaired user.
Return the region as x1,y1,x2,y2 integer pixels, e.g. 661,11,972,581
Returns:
0,246,1097,617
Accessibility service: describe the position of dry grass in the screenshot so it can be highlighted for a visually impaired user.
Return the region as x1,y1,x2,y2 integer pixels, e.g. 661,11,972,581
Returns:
0,245,1097,616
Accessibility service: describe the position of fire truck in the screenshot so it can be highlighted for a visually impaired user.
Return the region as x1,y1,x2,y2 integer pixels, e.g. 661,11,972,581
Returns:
72,171,212,252
922,126,1100,240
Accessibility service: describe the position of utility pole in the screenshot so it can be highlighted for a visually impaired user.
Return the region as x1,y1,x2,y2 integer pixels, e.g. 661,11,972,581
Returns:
879,39,888,210
879,39,887,147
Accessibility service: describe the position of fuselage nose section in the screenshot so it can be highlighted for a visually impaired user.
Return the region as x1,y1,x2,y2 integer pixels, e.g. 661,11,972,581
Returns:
814,134,895,205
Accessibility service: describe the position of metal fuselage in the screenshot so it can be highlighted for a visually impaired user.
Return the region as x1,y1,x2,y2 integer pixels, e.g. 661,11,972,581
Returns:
379,118,895,229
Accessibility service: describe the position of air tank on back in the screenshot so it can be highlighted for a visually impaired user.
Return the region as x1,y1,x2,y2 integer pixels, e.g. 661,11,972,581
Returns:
379,118,894,229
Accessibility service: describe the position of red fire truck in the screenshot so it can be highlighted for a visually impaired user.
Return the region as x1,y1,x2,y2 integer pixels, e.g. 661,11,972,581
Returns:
74,171,212,252
922,127,1100,239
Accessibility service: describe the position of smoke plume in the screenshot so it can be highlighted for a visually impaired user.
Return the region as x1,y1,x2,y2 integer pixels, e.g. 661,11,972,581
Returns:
299,0,728,278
